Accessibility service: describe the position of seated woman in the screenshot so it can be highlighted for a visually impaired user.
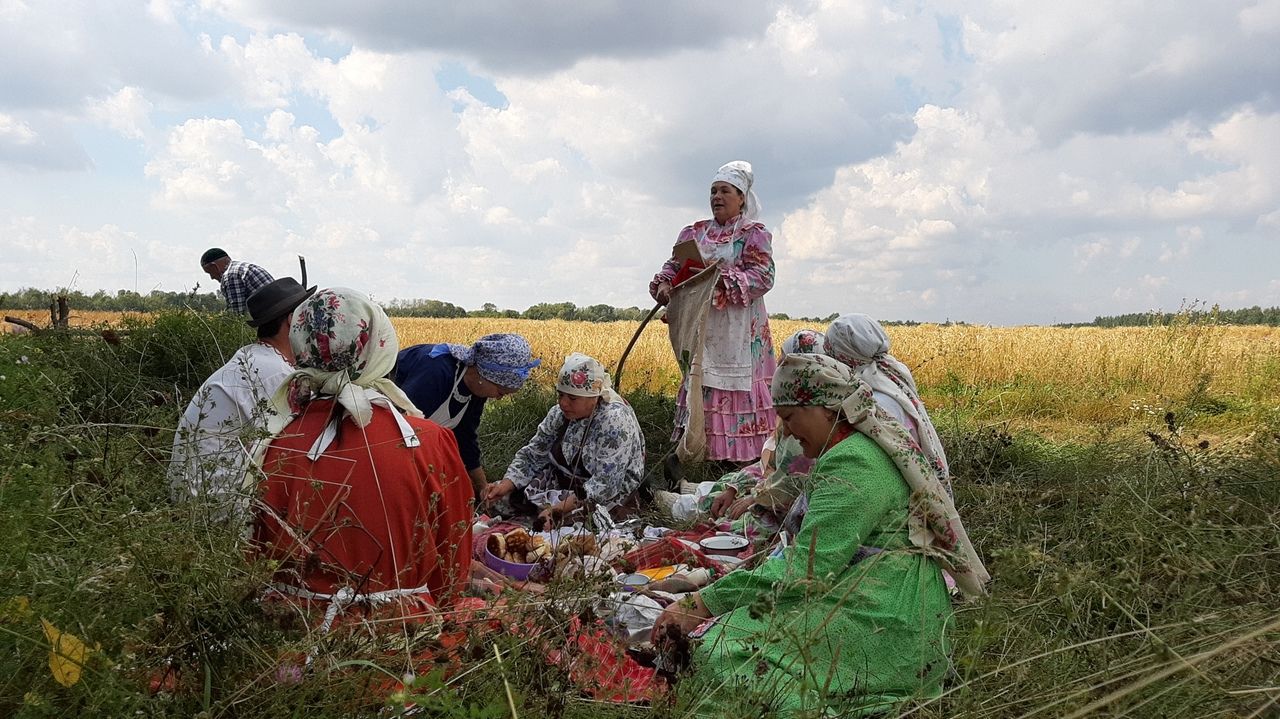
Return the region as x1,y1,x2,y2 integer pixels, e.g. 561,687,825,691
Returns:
654,329,825,526
826,313,949,485
651,353,989,717
395,333,540,499
253,288,475,627
485,353,645,528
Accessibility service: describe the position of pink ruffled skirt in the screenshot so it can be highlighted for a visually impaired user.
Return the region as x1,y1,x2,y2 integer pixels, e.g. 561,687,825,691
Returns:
673,373,777,462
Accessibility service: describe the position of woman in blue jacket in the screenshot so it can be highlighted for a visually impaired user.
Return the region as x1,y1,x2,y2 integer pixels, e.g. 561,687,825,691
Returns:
395,333,539,497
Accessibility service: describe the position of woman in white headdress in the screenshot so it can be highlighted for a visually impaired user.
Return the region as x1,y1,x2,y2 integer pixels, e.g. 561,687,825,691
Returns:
649,160,777,464
485,353,646,527
825,313,950,486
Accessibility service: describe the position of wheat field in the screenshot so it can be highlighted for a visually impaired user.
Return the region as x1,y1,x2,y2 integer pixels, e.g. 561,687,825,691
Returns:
385,317,1277,390
387,317,1280,435
7,309,1277,433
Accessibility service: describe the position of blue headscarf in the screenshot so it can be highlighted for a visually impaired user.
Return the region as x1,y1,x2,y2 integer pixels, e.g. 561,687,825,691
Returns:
429,333,540,390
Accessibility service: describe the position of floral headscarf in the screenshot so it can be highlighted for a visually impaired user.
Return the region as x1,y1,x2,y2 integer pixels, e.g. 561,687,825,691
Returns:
556,353,621,404
771,354,990,598
825,314,949,484
267,288,422,456
431,333,539,390
781,328,826,357
712,160,762,222
771,353,855,409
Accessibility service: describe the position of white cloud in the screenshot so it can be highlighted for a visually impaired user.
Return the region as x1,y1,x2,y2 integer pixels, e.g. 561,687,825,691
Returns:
954,1,1280,139
0,215,150,291
1159,226,1203,263
2,1,1279,324
204,1,776,73
0,111,90,170
0,0,231,112
217,32,317,108
774,96,1280,321
146,0,178,25
0,113,37,144
1239,0,1280,35
87,86,154,140
144,118,269,207
1139,274,1170,291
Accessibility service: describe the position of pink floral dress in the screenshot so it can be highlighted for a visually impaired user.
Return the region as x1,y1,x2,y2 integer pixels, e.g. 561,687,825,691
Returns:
650,215,777,462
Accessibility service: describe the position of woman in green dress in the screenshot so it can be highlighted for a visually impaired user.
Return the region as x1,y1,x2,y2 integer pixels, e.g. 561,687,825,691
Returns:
652,353,990,717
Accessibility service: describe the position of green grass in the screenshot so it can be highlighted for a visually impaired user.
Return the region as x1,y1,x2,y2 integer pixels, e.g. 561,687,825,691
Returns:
0,312,1277,717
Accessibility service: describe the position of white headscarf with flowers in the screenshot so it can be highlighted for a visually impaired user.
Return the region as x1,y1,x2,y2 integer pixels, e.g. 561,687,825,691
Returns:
825,314,949,485
266,287,422,458
712,160,762,222
772,353,990,598
781,328,826,357
556,353,621,404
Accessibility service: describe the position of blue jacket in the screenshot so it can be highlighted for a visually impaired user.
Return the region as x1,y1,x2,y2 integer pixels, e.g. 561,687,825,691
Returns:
395,344,486,471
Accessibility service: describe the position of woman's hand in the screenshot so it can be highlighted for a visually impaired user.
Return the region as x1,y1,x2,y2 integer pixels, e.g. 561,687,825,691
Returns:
534,507,558,531
709,486,738,518
484,478,516,504
655,281,673,305
534,496,581,530
651,593,712,644
727,495,756,519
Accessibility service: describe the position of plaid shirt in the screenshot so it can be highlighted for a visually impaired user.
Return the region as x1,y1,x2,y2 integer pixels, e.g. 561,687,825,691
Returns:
219,260,275,314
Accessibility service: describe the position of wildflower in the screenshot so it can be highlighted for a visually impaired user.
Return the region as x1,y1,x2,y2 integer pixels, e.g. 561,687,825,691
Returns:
274,662,303,685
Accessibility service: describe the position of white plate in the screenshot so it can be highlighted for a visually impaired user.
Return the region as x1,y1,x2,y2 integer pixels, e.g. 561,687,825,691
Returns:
699,535,750,553
617,573,651,586
715,554,746,569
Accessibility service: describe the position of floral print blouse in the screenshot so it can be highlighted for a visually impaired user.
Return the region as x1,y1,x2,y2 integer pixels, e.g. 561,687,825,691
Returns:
504,399,646,509
649,215,776,392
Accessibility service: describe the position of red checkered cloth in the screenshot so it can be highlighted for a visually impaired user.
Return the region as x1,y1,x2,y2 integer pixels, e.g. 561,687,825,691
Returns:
548,617,665,703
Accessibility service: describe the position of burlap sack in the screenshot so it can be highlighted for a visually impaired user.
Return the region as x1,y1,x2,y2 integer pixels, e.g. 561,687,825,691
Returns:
666,265,720,463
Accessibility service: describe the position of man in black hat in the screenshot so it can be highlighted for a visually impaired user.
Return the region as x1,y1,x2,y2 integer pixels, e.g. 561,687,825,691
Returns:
200,247,275,315
169,278,314,512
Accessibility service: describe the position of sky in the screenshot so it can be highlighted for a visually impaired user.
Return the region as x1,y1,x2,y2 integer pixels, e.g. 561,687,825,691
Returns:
1,1,1278,325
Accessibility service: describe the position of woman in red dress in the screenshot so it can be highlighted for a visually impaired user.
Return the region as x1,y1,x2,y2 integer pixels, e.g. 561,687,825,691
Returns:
253,287,474,629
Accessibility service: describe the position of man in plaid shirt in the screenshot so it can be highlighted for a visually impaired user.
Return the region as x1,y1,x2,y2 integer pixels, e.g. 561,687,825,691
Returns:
200,248,275,315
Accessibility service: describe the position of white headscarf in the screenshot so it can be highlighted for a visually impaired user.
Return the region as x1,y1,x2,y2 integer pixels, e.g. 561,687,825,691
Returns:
712,160,762,222
825,314,949,484
781,328,826,357
556,352,621,404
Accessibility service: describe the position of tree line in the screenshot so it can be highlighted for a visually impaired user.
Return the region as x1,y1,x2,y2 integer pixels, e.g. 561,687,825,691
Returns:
2,287,845,323
21,286,1277,327
1085,305,1280,327
0,287,225,313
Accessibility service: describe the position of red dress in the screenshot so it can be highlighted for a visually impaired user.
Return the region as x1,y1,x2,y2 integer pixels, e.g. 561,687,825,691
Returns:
255,399,474,607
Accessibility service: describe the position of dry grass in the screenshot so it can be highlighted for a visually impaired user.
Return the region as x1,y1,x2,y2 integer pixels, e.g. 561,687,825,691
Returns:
1,309,147,329
385,317,1280,435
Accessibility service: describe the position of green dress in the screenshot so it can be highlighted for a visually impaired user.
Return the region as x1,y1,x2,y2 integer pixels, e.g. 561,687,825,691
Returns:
692,432,952,717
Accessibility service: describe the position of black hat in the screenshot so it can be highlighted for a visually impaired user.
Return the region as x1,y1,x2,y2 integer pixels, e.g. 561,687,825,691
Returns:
200,247,229,266
246,278,315,328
